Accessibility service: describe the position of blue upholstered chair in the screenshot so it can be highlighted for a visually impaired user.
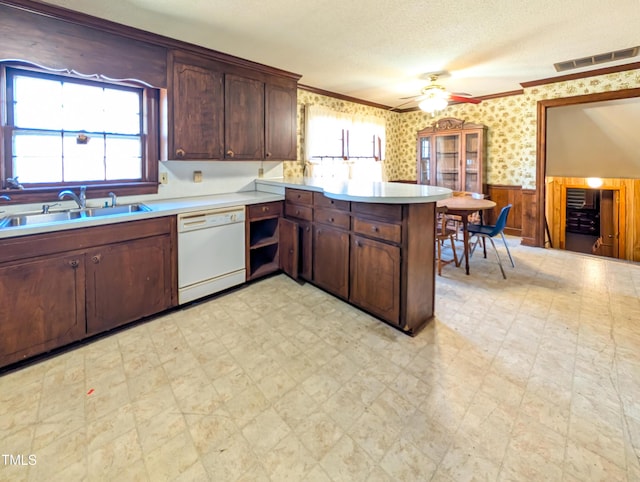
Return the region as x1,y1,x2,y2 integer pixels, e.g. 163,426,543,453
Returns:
468,204,514,279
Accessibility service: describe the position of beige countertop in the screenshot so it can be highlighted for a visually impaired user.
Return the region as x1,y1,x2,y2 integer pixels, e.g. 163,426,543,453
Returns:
0,190,283,239
256,177,452,203
0,178,453,239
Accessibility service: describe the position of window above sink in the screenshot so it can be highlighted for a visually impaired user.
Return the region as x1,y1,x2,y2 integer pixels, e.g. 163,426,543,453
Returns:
0,64,161,203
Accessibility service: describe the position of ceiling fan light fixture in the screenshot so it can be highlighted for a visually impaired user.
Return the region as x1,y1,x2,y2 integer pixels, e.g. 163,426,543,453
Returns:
418,88,449,114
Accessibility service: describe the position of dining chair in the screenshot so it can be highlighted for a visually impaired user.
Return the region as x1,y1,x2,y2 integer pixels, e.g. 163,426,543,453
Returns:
468,204,514,279
435,207,459,276
448,191,483,238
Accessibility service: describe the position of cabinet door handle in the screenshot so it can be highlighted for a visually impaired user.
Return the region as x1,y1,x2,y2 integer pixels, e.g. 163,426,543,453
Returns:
371,226,379,232
356,240,361,247
262,206,270,212
227,149,235,158
295,209,300,215
92,254,102,264
69,259,79,268
175,148,185,158
329,217,334,223
266,152,272,158
305,226,310,232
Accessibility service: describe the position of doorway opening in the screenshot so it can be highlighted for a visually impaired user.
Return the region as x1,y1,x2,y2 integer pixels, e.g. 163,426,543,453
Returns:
563,186,620,258
565,188,599,254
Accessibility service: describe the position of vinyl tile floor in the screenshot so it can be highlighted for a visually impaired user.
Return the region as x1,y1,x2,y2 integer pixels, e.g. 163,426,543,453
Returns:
1,237,640,481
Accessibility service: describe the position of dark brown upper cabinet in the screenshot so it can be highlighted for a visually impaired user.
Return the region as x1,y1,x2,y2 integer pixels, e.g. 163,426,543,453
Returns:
225,74,265,160
168,51,224,160
265,80,298,161
167,50,299,162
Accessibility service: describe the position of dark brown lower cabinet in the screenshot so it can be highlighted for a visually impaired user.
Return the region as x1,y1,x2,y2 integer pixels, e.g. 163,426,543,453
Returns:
0,217,177,368
297,220,313,280
312,225,350,299
0,254,86,367
278,218,299,279
281,188,435,335
350,235,401,325
86,235,173,335
246,202,283,280
283,188,437,335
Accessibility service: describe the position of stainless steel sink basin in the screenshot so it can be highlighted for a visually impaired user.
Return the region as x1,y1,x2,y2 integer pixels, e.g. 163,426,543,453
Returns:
0,211,83,228
0,203,151,229
81,203,151,217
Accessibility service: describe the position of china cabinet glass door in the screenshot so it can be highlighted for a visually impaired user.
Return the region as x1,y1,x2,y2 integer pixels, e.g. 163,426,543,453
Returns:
418,136,431,184
416,119,485,192
435,134,460,190
463,132,479,192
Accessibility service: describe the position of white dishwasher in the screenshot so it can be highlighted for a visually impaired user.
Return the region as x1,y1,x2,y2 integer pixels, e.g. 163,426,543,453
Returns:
178,207,246,304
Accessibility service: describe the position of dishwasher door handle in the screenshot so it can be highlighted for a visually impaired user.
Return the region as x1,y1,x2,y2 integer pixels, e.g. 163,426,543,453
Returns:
180,217,208,231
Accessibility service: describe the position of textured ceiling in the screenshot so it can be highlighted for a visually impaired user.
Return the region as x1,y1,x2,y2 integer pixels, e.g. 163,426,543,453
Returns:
40,0,640,108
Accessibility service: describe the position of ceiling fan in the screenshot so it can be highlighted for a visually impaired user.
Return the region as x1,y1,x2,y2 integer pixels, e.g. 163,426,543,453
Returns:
392,73,481,113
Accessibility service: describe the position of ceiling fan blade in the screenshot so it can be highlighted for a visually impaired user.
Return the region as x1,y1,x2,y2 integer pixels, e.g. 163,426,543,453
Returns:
449,94,481,104
399,94,422,100
389,98,418,111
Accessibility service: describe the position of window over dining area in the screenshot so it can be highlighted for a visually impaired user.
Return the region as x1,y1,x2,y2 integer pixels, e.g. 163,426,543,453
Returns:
304,104,385,181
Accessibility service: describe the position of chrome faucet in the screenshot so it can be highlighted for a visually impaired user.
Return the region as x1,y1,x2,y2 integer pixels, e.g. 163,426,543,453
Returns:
58,186,87,209
108,192,117,207
42,202,60,214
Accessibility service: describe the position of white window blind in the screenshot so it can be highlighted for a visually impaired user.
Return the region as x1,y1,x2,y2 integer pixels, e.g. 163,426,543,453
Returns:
304,105,385,181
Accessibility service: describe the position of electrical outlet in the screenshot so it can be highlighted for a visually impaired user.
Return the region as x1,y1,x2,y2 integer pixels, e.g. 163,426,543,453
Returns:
193,170,203,183
258,167,264,178
159,172,168,184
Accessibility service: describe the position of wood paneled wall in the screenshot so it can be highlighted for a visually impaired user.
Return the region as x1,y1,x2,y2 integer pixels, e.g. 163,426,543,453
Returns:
546,176,640,262
481,185,538,246
520,190,538,247
0,3,167,87
485,185,522,237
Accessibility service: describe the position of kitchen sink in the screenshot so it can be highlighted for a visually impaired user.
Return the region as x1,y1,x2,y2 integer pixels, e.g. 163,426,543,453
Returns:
81,203,151,217
0,203,151,229
0,211,84,228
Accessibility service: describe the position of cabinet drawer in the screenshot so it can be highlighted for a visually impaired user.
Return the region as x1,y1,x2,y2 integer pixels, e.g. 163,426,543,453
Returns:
351,202,402,221
353,217,401,244
248,201,283,219
313,193,350,211
285,202,313,221
314,207,350,230
285,188,313,206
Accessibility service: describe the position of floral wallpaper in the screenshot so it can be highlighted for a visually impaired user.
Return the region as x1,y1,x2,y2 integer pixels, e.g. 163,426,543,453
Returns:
285,68,640,189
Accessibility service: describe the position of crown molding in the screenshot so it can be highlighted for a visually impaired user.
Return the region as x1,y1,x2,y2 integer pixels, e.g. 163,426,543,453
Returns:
298,84,394,111
521,62,640,88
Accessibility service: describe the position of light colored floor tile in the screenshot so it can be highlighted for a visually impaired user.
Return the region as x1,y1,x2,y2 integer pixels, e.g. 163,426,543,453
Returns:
1,239,639,480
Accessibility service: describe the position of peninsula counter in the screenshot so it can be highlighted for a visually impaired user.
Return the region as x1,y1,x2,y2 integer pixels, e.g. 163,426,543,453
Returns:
256,178,452,335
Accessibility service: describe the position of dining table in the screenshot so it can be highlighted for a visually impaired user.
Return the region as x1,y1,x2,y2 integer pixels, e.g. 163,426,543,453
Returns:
436,196,496,275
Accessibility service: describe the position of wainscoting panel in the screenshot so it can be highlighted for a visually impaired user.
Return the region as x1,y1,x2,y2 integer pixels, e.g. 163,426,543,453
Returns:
485,185,523,237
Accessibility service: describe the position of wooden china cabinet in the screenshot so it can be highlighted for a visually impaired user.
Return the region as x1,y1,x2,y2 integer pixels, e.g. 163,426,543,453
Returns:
417,117,487,193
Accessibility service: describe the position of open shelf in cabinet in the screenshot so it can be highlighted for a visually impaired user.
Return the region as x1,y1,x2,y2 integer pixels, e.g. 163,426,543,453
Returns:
246,202,283,281
249,217,279,248
248,243,279,280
